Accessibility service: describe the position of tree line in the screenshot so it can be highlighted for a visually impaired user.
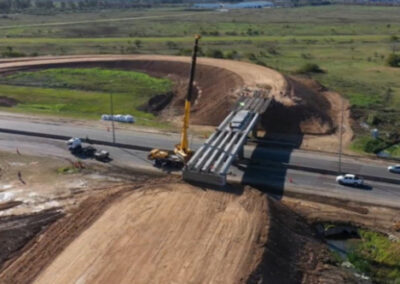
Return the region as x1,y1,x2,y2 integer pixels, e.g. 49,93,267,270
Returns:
0,0,155,12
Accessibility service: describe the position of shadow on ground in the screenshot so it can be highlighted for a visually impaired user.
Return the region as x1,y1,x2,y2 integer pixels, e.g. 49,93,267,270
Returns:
241,132,304,200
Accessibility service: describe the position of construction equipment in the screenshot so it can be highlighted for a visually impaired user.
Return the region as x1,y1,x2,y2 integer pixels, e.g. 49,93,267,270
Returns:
148,35,201,168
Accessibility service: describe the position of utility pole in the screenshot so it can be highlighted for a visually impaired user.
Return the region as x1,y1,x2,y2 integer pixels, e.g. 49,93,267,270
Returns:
110,92,116,144
338,97,344,174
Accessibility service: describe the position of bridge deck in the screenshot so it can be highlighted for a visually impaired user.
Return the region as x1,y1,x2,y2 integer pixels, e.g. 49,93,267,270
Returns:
183,92,271,186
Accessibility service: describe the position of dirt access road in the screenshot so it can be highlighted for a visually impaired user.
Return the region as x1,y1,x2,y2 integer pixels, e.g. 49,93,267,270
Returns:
33,183,268,284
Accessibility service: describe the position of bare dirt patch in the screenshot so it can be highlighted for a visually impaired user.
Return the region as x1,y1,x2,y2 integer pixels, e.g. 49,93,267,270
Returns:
0,177,356,284
282,195,400,236
0,96,18,107
32,183,268,284
248,197,356,284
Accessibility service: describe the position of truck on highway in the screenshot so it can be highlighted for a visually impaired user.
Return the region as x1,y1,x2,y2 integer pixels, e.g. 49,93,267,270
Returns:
230,110,251,130
67,137,82,153
336,174,364,186
66,137,110,162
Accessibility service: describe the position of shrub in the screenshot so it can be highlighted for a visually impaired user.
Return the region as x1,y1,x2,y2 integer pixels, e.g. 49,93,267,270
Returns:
245,52,257,61
364,138,388,153
267,46,279,55
178,48,192,56
166,41,177,49
386,53,400,67
225,50,238,60
1,47,26,58
205,49,224,59
296,63,324,74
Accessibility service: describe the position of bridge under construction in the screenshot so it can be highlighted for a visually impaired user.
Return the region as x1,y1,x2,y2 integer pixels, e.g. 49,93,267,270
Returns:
183,92,271,186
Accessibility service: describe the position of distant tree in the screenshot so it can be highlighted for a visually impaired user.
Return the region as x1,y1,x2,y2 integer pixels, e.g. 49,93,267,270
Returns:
2,46,26,58
0,0,12,11
267,46,278,55
68,1,76,9
166,41,177,49
225,50,238,59
14,0,31,9
245,52,257,61
35,0,54,9
390,35,399,42
386,53,400,67
364,138,388,153
134,39,142,48
296,63,325,74
205,49,224,59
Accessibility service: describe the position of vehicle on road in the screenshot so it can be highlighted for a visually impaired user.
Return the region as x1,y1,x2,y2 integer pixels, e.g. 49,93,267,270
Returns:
66,137,110,162
148,149,183,168
82,145,96,157
388,165,400,174
94,150,110,162
230,110,250,130
336,174,364,186
66,137,82,153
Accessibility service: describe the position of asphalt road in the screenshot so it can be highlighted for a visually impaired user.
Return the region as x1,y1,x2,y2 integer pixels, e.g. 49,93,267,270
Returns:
1,114,399,182
0,116,399,208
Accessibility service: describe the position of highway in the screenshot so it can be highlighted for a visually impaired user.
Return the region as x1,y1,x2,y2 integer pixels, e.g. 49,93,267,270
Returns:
1,114,399,182
0,114,399,208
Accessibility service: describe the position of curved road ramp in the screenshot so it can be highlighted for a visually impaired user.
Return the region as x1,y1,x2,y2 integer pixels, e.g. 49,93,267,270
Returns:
184,92,271,186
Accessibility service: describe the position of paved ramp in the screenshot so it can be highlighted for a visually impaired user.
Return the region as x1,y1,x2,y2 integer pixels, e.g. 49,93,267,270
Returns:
184,92,271,186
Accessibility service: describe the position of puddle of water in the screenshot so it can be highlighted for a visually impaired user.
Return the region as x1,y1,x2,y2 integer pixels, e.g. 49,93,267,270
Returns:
0,191,15,202
326,239,359,259
8,162,27,167
0,184,12,190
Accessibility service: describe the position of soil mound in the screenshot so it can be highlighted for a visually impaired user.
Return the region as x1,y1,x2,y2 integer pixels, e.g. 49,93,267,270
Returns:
32,183,268,284
0,96,18,107
248,197,356,284
0,181,354,283
261,76,335,136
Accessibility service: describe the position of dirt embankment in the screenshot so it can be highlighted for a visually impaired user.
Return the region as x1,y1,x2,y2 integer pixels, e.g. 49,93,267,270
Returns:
0,209,62,270
0,55,354,152
0,180,354,284
32,183,268,284
0,55,346,143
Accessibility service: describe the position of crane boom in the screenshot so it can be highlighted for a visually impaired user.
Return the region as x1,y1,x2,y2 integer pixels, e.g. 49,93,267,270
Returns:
148,35,201,168
174,34,201,159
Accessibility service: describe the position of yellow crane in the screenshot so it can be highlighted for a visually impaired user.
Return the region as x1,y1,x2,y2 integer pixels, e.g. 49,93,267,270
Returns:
148,35,201,168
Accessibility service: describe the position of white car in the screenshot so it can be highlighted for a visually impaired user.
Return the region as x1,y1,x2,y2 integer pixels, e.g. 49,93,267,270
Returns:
388,165,400,174
336,174,364,186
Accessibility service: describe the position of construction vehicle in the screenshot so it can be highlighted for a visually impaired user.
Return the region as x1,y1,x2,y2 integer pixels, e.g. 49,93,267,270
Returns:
148,35,201,168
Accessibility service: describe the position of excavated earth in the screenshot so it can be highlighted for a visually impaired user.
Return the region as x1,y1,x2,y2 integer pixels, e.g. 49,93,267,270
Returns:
0,55,349,149
0,56,358,283
0,179,356,284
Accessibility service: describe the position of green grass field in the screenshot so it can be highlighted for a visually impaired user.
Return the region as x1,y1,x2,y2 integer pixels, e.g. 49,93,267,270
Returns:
348,230,400,283
1,5,400,151
0,68,172,127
